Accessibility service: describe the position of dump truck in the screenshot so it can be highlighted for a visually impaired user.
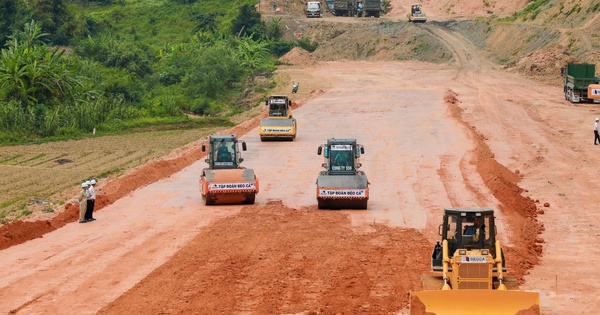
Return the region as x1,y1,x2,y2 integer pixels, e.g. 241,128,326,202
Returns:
258,95,297,141
316,139,369,209
563,63,600,103
326,0,335,13
361,0,381,17
407,4,427,23
199,135,259,205
410,208,540,315
305,1,322,17
332,0,356,16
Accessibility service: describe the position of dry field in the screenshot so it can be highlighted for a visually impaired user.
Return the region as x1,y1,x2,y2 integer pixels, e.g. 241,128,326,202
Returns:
0,128,224,222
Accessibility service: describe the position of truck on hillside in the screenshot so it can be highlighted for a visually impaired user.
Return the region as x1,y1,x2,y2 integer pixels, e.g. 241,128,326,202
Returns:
332,0,356,16
563,63,600,103
326,0,334,13
305,1,322,18
361,0,381,17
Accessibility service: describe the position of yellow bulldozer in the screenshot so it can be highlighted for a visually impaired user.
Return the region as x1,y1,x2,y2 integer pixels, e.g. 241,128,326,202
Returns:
410,208,540,315
316,138,369,209
199,135,259,205
258,95,297,141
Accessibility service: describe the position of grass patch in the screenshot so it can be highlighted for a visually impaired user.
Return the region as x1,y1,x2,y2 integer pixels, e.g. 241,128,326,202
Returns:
0,117,234,145
97,116,234,133
97,167,126,178
499,57,512,65
0,154,23,164
0,197,25,209
17,153,47,165
498,0,551,22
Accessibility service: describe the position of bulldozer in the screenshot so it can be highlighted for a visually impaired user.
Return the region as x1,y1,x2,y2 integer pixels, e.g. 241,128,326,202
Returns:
407,4,427,23
316,139,369,209
410,208,540,315
258,95,297,141
199,135,259,205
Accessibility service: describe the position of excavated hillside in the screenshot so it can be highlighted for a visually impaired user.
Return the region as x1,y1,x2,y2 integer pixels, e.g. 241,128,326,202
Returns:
267,0,600,82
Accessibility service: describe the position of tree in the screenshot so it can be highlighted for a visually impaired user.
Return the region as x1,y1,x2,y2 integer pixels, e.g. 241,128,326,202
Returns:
230,4,265,39
0,21,81,106
31,0,78,44
235,36,269,70
191,13,223,34
266,18,282,39
0,0,31,47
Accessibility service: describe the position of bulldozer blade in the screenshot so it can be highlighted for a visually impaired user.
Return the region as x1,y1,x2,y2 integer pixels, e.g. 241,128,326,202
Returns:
410,289,540,315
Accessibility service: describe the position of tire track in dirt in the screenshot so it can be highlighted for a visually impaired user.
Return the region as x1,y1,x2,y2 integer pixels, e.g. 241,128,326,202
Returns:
444,89,543,281
417,23,543,279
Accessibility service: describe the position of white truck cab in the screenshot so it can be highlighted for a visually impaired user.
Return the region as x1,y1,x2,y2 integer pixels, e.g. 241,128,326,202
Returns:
306,1,322,18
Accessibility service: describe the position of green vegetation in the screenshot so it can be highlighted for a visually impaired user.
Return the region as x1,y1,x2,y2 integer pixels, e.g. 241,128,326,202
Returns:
17,153,46,164
0,196,24,208
0,0,317,144
0,154,23,163
564,4,581,17
97,167,125,178
499,0,551,22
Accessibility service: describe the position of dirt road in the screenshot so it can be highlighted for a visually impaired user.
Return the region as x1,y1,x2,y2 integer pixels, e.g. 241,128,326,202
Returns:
1,15,600,315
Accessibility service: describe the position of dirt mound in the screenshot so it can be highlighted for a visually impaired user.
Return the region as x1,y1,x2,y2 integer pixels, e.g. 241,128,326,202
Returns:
445,89,542,282
279,47,319,67
309,88,325,98
98,201,430,314
510,46,581,77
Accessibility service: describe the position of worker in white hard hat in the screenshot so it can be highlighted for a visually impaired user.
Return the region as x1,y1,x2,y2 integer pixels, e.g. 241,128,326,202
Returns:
85,179,97,222
595,118,599,145
78,182,88,223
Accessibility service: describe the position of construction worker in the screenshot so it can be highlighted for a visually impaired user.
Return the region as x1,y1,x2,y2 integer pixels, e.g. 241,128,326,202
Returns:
333,150,352,168
217,143,231,162
594,117,599,145
85,179,97,221
78,182,88,223
463,218,480,236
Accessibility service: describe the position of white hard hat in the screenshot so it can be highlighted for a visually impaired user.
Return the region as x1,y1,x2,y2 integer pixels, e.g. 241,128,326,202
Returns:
81,183,88,188
85,181,91,186
90,179,97,185
596,118,599,121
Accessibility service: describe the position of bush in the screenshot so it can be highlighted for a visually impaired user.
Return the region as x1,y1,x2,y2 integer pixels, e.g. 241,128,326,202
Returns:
296,38,319,53
268,40,295,57
55,127,81,137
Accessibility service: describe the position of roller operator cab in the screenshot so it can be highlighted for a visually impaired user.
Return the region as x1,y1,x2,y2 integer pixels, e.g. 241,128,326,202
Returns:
316,139,369,209
199,135,259,205
259,95,297,141
409,208,540,315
